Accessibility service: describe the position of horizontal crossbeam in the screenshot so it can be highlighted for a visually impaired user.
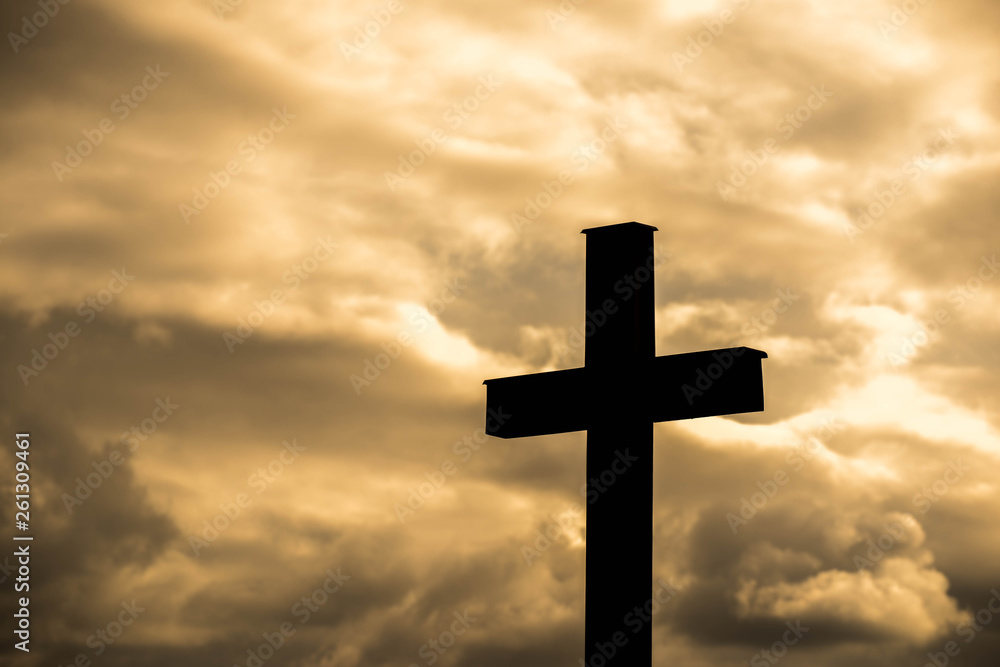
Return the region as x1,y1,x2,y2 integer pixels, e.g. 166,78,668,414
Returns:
483,346,767,439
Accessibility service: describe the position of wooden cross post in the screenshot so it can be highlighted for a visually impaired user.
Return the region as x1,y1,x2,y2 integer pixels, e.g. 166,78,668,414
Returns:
483,221,767,666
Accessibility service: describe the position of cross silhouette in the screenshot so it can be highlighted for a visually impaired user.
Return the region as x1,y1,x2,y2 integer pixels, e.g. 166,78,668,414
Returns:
483,221,767,666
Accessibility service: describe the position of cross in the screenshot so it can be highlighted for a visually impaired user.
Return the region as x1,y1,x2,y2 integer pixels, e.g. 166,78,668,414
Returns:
483,222,767,666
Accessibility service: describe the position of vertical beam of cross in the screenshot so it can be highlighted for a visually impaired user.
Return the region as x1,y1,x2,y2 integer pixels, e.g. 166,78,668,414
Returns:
582,223,655,666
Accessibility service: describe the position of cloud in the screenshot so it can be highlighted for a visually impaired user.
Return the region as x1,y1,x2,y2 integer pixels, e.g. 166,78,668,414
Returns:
3,0,1000,664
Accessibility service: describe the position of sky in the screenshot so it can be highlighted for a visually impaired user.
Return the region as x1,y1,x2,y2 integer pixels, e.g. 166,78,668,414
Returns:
2,0,1000,665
